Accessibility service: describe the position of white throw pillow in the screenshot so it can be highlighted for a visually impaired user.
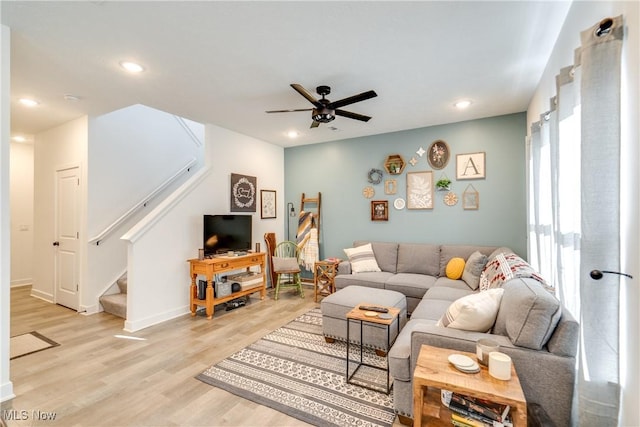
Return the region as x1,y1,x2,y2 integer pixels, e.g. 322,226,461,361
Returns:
343,243,381,274
437,288,504,332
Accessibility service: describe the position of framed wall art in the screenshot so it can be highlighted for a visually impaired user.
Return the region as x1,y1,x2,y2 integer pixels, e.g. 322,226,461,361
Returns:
371,200,389,221
427,140,450,170
230,173,257,212
463,184,479,210
260,189,276,219
456,152,486,180
406,171,434,209
384,179,397,195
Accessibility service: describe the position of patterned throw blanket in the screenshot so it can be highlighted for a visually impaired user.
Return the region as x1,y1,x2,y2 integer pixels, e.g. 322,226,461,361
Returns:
296,211,318,269
480,252,554,293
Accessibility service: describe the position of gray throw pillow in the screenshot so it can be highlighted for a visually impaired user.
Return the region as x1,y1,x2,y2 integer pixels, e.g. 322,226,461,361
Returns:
462,251,488,290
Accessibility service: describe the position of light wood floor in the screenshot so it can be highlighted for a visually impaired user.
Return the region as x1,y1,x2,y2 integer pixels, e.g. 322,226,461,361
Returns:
3,285,324,426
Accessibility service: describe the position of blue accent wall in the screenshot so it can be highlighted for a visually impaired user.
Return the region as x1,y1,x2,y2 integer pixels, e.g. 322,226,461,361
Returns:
284,112,527,260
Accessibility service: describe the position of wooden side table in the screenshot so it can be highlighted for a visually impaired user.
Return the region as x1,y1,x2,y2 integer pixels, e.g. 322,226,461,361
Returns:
313,260,339,302
188,253,266,319
413,344,527,427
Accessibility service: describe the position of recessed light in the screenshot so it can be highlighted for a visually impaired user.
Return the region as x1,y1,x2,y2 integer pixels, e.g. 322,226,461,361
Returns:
119,61,145,73
454,100,472,109
12,136,27,142
18,98,39,107
286,131,299,138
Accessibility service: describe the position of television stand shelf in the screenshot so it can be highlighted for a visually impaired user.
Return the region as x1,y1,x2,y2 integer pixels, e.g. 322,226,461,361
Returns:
188,253,266,319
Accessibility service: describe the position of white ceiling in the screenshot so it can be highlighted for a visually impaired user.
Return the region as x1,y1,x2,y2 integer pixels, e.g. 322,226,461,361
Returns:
2,1,572,147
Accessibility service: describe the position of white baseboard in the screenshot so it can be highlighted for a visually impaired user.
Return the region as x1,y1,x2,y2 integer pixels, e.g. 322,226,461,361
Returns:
0,380,15,403
30,288,53,303
10,279,32,288
80,303,101,315
123,306,190,332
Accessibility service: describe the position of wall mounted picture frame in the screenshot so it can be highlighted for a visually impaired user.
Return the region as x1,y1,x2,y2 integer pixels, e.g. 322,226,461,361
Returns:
427,140,450,170
230,173,257,212
260,189,276,219
463,184,479,210
384,179,397,195
406,171,434,209
456,152,486,180
371,200,389,221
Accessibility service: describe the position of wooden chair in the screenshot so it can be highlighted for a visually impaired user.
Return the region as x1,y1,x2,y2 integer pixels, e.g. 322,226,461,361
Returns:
272,241,304,300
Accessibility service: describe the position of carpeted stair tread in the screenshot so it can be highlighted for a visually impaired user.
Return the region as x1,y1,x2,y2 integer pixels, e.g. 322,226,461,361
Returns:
100,293,127,319
117,275,127,294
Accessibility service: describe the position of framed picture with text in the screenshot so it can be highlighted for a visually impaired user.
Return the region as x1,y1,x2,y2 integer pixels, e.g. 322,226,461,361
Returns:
260,190,276,219
456,152,486,180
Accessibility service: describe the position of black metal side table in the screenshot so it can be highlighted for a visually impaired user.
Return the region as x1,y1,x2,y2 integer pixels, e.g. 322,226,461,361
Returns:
345,304,401,394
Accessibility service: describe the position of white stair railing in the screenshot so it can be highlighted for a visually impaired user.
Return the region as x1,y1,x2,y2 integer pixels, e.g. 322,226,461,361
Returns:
89,157,197,246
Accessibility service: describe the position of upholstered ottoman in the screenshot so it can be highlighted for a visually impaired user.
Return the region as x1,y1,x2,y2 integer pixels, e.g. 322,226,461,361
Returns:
321,285,407,353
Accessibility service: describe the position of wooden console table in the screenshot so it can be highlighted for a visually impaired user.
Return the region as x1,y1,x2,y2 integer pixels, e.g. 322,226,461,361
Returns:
188,253,266,319
413,344,527,427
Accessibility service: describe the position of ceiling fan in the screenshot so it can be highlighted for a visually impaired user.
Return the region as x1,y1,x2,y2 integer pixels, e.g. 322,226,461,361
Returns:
266,84,378,128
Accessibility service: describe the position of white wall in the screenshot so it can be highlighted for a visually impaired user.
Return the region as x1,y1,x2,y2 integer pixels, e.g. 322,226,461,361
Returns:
526,2,639,425
85,104,204,313
32,117,88,302
9,141,33,286
0,23,16,403
121,123,284,332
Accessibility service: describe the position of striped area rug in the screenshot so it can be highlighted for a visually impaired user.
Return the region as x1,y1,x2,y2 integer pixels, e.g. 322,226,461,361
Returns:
197,308,396,427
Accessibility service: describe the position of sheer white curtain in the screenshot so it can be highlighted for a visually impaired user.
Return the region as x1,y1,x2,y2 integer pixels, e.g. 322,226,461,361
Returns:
527,16,624,426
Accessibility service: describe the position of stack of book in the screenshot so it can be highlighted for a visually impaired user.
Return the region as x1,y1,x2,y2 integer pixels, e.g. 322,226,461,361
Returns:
441,390,512,427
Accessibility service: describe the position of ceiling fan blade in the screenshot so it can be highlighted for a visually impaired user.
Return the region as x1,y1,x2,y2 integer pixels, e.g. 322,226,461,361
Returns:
335,109,372,122
328,90,377,110
265,108,312,113
291,84,321,107
310,121,320,128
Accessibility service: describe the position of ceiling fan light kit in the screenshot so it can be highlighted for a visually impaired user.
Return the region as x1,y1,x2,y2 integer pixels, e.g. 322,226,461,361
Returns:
266,83,377,128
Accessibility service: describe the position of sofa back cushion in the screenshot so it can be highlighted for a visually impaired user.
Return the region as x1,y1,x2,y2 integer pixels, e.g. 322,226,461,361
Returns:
493,278,562,350
439,245,499,277
353,241,398,273
396,243,440,276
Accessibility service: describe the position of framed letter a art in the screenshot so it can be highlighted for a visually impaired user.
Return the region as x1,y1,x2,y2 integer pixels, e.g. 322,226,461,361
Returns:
456,152,486,180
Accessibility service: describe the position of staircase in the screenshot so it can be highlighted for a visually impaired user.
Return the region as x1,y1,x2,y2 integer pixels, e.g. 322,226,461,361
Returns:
99,274,127,319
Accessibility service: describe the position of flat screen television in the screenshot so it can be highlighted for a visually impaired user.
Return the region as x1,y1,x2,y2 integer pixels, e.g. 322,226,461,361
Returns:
203,214,252,256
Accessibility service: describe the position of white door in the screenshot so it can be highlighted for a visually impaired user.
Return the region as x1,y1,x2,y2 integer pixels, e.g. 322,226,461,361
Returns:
54,166,80,310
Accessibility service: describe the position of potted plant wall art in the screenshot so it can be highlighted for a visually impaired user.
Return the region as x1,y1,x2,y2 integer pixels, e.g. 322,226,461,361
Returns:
435,178,452,191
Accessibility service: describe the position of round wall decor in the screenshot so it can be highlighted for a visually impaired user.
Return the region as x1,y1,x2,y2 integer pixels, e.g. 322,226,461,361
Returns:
367,168,384,184
363,186,375,198
444,192,458,206
394,198,406,210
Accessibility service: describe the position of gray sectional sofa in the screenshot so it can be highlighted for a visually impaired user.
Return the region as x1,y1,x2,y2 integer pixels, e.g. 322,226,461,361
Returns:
335,241,579,427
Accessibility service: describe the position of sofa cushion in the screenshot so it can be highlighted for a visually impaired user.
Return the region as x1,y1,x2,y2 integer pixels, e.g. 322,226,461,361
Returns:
396,243,440,276
354,241,399,273
438,245,499,277
334,271,392,290
436,288,504,332
343,243,381,273
433,277,479,291
462,251,488,290
385,273,437,299
493,278,562,350
445,257,465,279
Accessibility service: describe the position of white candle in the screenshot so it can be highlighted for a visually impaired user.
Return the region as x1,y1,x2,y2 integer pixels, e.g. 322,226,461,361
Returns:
489,352,512,380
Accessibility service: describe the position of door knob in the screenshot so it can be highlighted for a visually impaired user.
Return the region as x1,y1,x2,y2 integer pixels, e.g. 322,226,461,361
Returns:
53,241,60,246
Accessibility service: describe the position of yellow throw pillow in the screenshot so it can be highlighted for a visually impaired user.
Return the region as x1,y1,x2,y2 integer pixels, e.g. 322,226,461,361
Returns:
446,257,466,280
